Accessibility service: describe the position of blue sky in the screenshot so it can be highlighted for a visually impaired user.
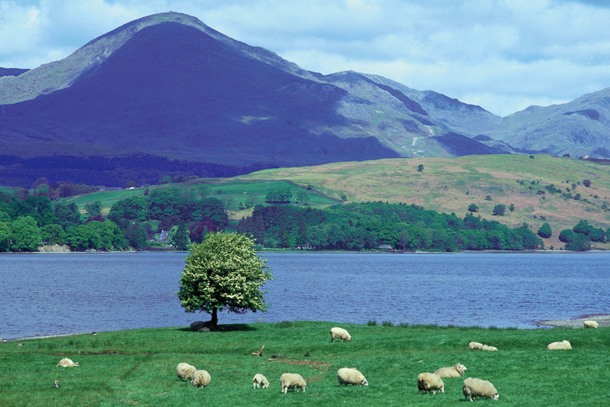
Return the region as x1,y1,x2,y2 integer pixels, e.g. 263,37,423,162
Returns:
2,0,610,116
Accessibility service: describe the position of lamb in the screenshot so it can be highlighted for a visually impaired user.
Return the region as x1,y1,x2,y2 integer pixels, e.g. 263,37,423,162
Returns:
57,358,79,367
434,363,467,378
191,369,211,387
253,373,270,389
280,373,307,393
547,340,572,350
463,377,499,401
417,372,444,394
176,362,197,381
337,368,368,386
584,320,598,329
330,327,352,342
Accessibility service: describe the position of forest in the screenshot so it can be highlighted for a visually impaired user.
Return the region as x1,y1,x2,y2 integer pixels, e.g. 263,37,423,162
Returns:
1,187,608,252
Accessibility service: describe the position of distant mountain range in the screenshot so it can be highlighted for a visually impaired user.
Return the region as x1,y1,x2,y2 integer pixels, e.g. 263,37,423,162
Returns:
0,12,609,187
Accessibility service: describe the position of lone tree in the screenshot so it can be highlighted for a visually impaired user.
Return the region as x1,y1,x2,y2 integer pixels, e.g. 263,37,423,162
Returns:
177,232,272,328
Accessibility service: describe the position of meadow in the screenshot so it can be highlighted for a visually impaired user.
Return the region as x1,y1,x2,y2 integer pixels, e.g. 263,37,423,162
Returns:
1,321,608,406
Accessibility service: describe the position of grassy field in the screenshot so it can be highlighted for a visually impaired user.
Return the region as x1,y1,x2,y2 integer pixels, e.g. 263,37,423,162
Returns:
65,179,340,220
237,155,610,249
1,322,608,406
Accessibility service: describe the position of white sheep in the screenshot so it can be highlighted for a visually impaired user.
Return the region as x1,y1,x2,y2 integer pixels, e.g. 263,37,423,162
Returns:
57,358,79,367
337,368,368,386
463,377,499,401
547,340,572,350
584,320,598,329
330,327,352,342
468,341,484,350
280,373,307,393
417,372,444,394
191,369,211,387
434,363,467,378
176,362,197,380
253,373,270,389
469,342,497,351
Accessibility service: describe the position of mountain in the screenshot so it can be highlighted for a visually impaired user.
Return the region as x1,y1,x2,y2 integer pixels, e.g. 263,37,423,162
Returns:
0,11,608,188
478,88,610,158
0,12,507,187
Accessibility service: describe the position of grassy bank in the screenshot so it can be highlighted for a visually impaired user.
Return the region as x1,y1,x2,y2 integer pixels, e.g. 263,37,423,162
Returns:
1,321,608,406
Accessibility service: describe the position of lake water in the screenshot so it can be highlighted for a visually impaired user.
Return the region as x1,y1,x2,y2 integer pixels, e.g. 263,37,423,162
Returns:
1,252,608,340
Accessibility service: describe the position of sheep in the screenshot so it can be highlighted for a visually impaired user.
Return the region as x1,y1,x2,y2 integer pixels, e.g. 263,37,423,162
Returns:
337,368,368,386
547,340,572,350
191,369,211,387
330,327,352,342
463,377,499,401
468,341,484,350
176,362,197,380
417,372,444,394
469,342,497,351
253,373,270,389
57,358,79,367
280,373,307,393
584,320,598,329
434,363,467,378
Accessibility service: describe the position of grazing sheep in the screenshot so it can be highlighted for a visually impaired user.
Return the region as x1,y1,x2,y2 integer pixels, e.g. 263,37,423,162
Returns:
337,368,368,386
253,373,270,389
547,340,572,350
469,342,497,351
468,341,484,350
584,320,598,329
330,327,352,342
191,370,211,387
435,363,467,378
417,372,444,394
280,373,307,393
463,377,499,401
57,358,79,367
176,363,197,380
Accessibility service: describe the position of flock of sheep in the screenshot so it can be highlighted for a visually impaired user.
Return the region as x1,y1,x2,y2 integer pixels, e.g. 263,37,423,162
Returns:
52,319,597,400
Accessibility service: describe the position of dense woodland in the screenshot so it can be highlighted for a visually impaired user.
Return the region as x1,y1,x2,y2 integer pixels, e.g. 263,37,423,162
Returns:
1,186,608,252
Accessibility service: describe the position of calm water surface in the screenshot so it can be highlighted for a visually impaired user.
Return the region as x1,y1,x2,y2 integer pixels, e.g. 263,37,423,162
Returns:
0,252,608,339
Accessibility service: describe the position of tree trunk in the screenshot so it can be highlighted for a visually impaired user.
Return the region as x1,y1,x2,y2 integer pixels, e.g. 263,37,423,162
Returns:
210,308,218,328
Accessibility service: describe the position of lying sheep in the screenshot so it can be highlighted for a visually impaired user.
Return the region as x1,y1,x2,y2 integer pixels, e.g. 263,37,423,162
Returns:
337,368,368,386
417,372,444,394
280,373,307,393
57,358,79,367
191,369,211,387
330,327,352,342
547,340,572,350
176,362,197,381
482,345,498,351
253,373,270,389
584,320,598,329
435,363,467,378
463,377,499,401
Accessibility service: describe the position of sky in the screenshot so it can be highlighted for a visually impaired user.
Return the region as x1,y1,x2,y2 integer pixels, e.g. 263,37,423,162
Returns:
2,0,610,117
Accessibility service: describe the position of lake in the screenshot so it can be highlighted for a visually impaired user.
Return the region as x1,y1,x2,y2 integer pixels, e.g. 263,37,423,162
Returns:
1,252,608,340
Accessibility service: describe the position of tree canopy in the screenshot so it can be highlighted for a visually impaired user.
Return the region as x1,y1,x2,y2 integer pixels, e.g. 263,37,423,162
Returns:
176,232,272,327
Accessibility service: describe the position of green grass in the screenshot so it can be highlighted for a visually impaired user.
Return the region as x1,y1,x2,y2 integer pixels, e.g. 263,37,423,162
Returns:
1,322,608,406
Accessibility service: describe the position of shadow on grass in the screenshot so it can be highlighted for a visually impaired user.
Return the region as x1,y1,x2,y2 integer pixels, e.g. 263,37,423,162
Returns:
175,324,257,333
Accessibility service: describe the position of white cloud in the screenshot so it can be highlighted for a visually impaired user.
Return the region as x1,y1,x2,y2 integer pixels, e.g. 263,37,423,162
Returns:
1,0,610,116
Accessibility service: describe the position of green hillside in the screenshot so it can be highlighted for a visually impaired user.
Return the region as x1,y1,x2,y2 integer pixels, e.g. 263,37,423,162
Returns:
236,155,610,249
